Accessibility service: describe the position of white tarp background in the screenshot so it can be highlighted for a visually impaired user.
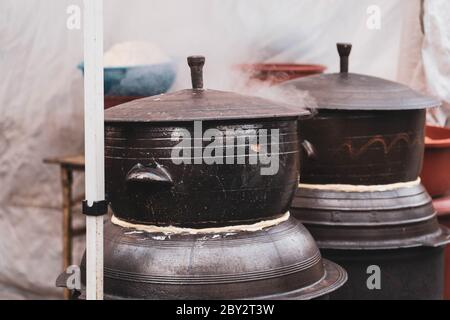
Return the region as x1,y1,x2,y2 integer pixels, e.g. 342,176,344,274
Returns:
422,0,450,125
0,0,447,299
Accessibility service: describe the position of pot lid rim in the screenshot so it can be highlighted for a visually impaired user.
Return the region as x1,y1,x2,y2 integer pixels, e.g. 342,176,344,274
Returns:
77,259,348,300
315,225,450,250
104,88,310,123
251,259,347,300
282,72,441,111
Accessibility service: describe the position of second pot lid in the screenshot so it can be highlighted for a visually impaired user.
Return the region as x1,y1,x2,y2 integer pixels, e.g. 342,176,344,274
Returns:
281,43,441,111
105,56,308,123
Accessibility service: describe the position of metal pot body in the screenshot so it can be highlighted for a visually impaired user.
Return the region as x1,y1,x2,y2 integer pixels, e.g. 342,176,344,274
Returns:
299,109,425,185
322,247,445,300
291,184,450,299
291,185,450,249
77,218,347,300
105,119,299,227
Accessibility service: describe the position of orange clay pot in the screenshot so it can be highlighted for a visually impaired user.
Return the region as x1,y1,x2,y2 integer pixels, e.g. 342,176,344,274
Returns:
237,63,326,85
421,125,450,197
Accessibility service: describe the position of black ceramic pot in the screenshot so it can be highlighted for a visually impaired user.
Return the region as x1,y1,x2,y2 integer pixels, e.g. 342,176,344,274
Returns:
104,56,309,227
299,109,426,185
105,119,300,227
282,43,439,185
286,43,449,300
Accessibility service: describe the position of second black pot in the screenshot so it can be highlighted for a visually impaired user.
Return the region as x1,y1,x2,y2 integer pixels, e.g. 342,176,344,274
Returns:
281,43,439,185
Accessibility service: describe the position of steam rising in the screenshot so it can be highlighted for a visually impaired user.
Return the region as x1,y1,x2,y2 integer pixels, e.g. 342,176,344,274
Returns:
104,37,320,112
175,57,319,112
104,42,171,67
228,71,319,111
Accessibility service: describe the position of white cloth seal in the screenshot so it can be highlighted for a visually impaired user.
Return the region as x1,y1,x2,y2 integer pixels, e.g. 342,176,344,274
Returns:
111,212,290,235
298,178,421,193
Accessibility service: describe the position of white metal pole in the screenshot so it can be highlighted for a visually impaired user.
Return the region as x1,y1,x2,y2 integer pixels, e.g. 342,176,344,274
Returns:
83,0,105,300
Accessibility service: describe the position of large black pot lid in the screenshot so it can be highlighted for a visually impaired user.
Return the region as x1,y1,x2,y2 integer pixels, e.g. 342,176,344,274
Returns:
282,43,441,111
105,56,308,123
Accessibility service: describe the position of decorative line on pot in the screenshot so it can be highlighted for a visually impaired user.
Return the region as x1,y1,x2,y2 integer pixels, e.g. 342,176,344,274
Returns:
340,133,423,159
104,250,322,284
298,178,421,193
111,212,290,235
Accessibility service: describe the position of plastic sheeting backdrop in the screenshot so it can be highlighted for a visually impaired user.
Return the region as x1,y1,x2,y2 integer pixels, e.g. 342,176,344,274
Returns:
0,0,448,299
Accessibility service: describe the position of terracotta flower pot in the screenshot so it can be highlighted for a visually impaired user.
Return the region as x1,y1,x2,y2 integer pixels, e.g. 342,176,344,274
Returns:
421,125,450,197
237,63,326,85
433,195,450,300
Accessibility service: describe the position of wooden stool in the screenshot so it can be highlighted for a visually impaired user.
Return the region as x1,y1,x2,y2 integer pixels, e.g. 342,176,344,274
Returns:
44,155,86,299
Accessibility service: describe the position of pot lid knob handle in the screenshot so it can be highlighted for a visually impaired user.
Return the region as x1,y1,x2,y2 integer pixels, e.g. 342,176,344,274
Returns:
337,43,352,73
187,55,205,90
